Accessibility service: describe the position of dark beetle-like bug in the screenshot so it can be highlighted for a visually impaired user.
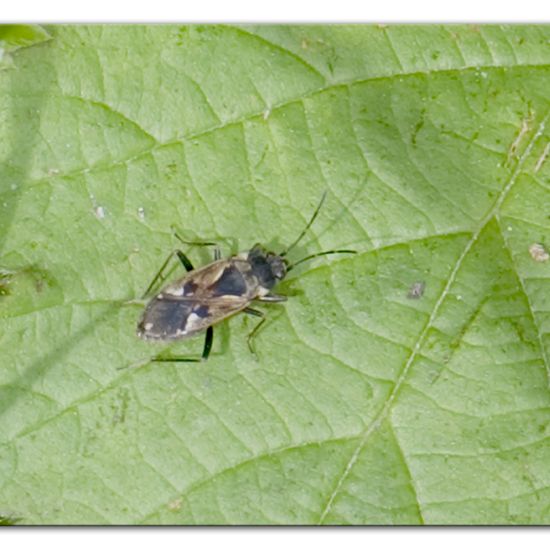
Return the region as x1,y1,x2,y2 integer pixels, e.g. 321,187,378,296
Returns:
137,192,356,362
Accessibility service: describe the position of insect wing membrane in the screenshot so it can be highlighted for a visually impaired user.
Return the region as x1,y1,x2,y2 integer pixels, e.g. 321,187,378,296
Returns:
138,258,257,341
138,297,200,340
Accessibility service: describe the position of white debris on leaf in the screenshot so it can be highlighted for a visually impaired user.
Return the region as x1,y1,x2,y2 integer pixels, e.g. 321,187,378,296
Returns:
529,243,549,263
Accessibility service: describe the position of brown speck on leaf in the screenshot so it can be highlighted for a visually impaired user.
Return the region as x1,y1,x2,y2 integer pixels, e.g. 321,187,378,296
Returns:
507,116,531,162
407,281,426,299
0,276,11,296
534,141,550,173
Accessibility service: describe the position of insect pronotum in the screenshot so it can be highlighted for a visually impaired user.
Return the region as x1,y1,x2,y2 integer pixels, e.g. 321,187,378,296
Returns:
137,192,356,362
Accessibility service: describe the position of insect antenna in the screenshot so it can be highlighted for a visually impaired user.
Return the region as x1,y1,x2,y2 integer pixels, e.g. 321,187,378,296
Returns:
286,249,356,272
280,191,356,270
280,191,327,257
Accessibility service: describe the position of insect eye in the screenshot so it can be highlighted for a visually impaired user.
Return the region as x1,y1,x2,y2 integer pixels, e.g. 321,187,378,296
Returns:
269,256,286,280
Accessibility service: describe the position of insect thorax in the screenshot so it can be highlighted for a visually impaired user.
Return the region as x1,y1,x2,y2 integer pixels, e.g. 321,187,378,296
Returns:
246,244,287,290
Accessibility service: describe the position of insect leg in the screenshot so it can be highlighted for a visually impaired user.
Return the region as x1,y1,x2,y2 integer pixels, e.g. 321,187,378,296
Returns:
174,233,221,260
152,326,214,363
141,249,195,299
176,251,194,272
244,307,264,317
243,307,267,356
202,325,214,360
255,293,287,303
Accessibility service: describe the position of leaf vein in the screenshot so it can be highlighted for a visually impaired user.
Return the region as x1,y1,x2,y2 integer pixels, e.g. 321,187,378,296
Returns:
316,110,550,523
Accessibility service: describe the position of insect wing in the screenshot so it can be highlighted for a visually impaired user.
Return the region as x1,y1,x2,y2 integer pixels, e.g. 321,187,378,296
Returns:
138,293,251,341
138,297,197,340
138,259,254,341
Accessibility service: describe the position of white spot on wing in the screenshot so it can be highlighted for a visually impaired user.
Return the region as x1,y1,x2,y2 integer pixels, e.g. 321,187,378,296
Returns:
185,312,202,331
144,322,154,331
165,285,185,296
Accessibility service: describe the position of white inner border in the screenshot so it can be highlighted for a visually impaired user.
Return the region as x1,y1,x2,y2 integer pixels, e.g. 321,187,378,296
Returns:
2,0,550,22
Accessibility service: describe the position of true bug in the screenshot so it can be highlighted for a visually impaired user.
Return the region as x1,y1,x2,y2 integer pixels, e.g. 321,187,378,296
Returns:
137,192,356,362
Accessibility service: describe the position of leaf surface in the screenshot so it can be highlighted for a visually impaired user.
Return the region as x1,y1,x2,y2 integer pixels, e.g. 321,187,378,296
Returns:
0,24,549,524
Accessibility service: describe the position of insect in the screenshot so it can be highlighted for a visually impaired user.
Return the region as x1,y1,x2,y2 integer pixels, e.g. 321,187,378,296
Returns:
137,192,356,362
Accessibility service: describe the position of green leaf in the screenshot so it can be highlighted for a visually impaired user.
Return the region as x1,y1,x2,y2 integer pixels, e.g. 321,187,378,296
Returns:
1,24,550,525
0,25,51,70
